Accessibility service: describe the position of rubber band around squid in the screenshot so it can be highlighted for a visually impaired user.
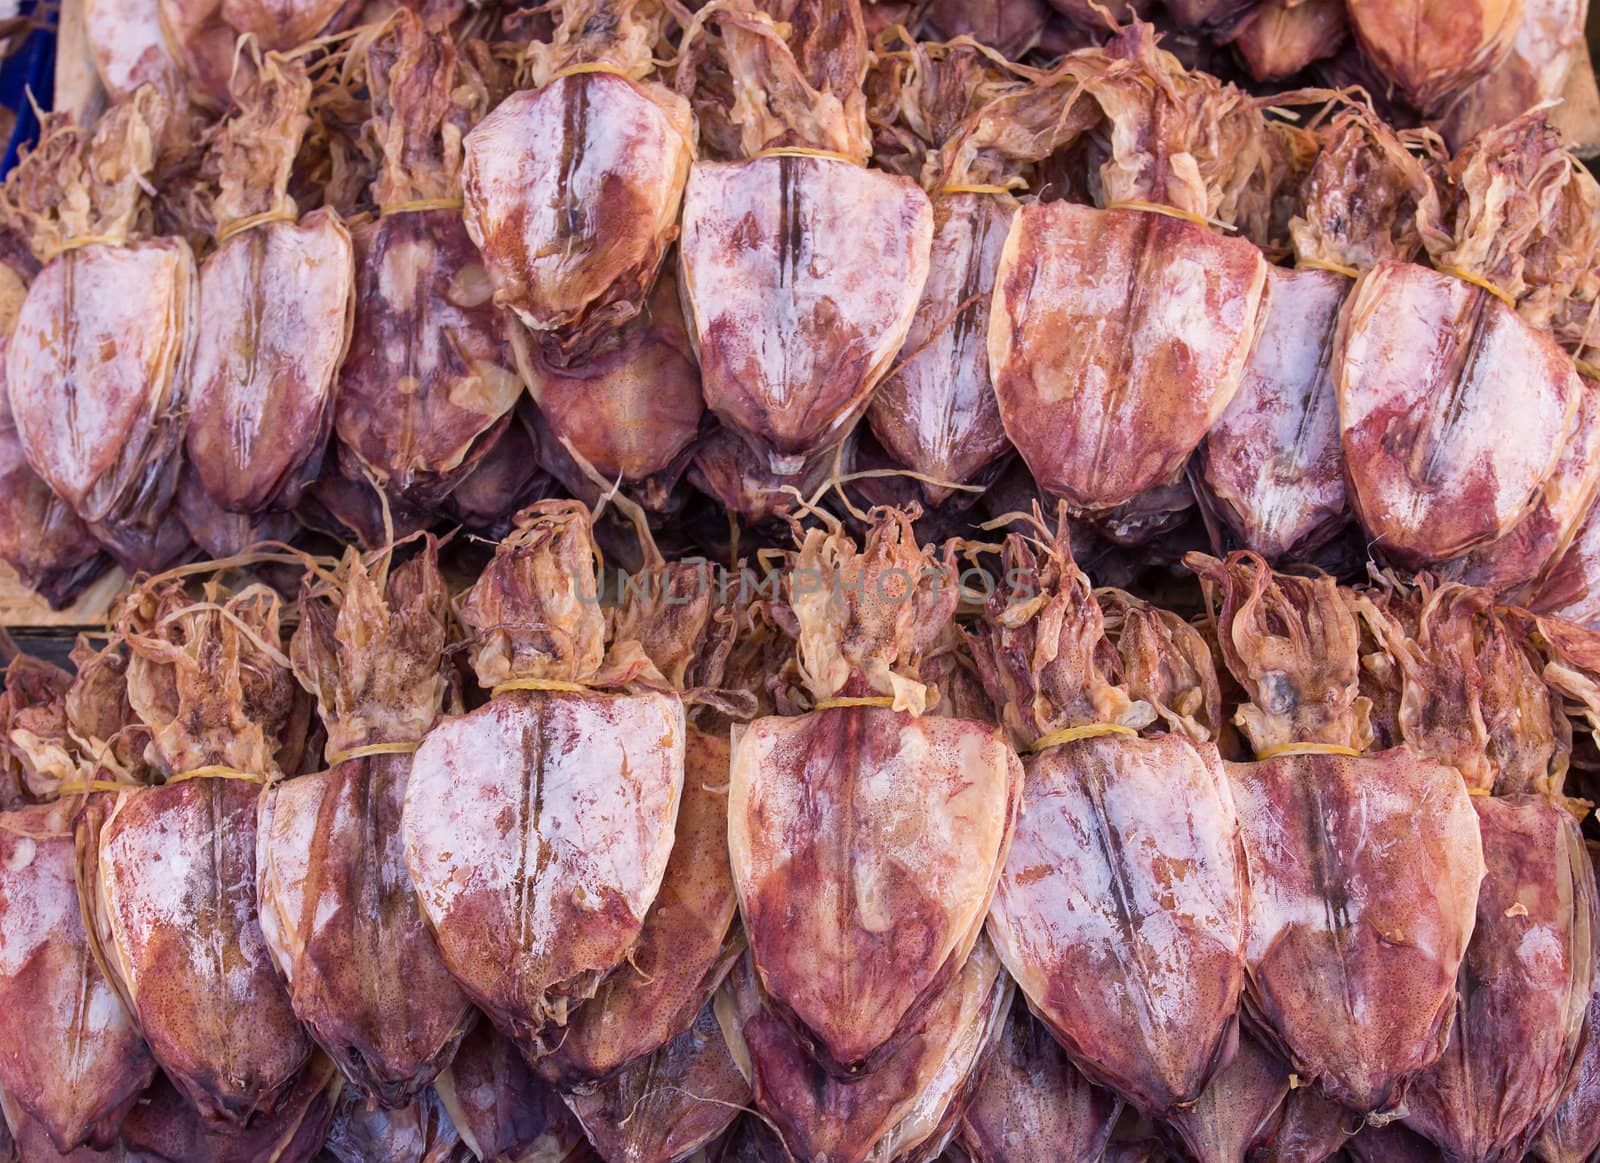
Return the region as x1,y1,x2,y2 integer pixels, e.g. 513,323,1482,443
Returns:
1437,265,1515,308
548,61,634,84
1296,257,1360,279
751,146,862,166
938,183,1021,197
1255,741,1362,760
54,779,138,796
1029,722,1138,753
491,677,589,698
1106,200,1227,232
166,765,268,786
380,198,465,218
216,208,298,244
325,740,420,765
42,234,126,263
813,695,896,710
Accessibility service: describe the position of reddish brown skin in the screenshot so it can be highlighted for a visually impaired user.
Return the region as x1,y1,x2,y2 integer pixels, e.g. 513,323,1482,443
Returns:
722,950,1005,1163
1163,1032,1290,1163
920,0,1048,56
539,733,737,1087
1531,990,1600,1163
174,466,298,560
731,707,1019,1078
220,0,353,54
436,1019,591,1163
89,780,313,1126
118,1054,340,1163
1403,796,1597,1162
681,157,932,469
565,1001,748,1163
1230,0,1348,82
1335,262,1579,568
988,734,1247,1116
6,241,193,528
868,193,1013,504
0,397,105,607
687,426,837,525
1199,265,1349,562
990,204,1266,513
443,408,554,538
185,210,351,514
1346,0,1524,114
258,752,474,1107
0,802,154,1153
1226,750,1483,1115
1252,1085,1358,1162
516,272,704,486
403,690,684,1060
462,74,692,357
335,209,519,507
957,996,1122,1163
1440,382,1600,597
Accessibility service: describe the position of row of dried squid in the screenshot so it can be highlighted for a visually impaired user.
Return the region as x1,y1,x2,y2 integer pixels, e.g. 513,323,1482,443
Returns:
0,498,1596,1162
7,1,1600,626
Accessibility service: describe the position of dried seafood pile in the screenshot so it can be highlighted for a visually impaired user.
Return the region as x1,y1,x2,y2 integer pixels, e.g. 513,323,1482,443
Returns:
0,0,1594,620
0,507,1594,1162
4,0,1600,1160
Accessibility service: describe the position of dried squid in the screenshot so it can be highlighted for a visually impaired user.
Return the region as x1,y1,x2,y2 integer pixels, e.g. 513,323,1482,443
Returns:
334,10,523,508
728,509,1020,1077
677,0,933,473
80,577,313,1124
985,25,1271,516
1530,848,1600,1163
970,520,1246,1116
716,937,1011,1163
953,995,1122,1163
257,539,474,1106
1198,108,1434,562
565,1001,748,1163
1,88,194,574
1187,552,1485,1115
1161,1032,1292,1163
184,54,352,540
403,500,686,1060
462,0,695,359
513,268,704,511
1227,0,1348,83
117,1053,340,1162
434,1019,592,1163
322,1080,462,1163
1353,584,1597,1160
0,262,105,607
1334,112,1592,569
0,792,154,1153
1437,0,1586,149
536,558,746,1088
863,40,1020,506
0,641,152,1154
1346,0,1525,117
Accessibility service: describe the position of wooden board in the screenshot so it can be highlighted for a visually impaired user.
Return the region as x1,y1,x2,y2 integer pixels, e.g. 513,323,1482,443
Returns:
0,562,124,628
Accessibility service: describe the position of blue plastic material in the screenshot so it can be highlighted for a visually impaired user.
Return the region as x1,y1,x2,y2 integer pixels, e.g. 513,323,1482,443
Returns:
0,0,56,178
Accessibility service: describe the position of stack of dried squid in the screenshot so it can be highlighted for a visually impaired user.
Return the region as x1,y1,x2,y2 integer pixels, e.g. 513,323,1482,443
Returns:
0,499,1592,1163
0,1,1599,1158
0,1,1595,609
